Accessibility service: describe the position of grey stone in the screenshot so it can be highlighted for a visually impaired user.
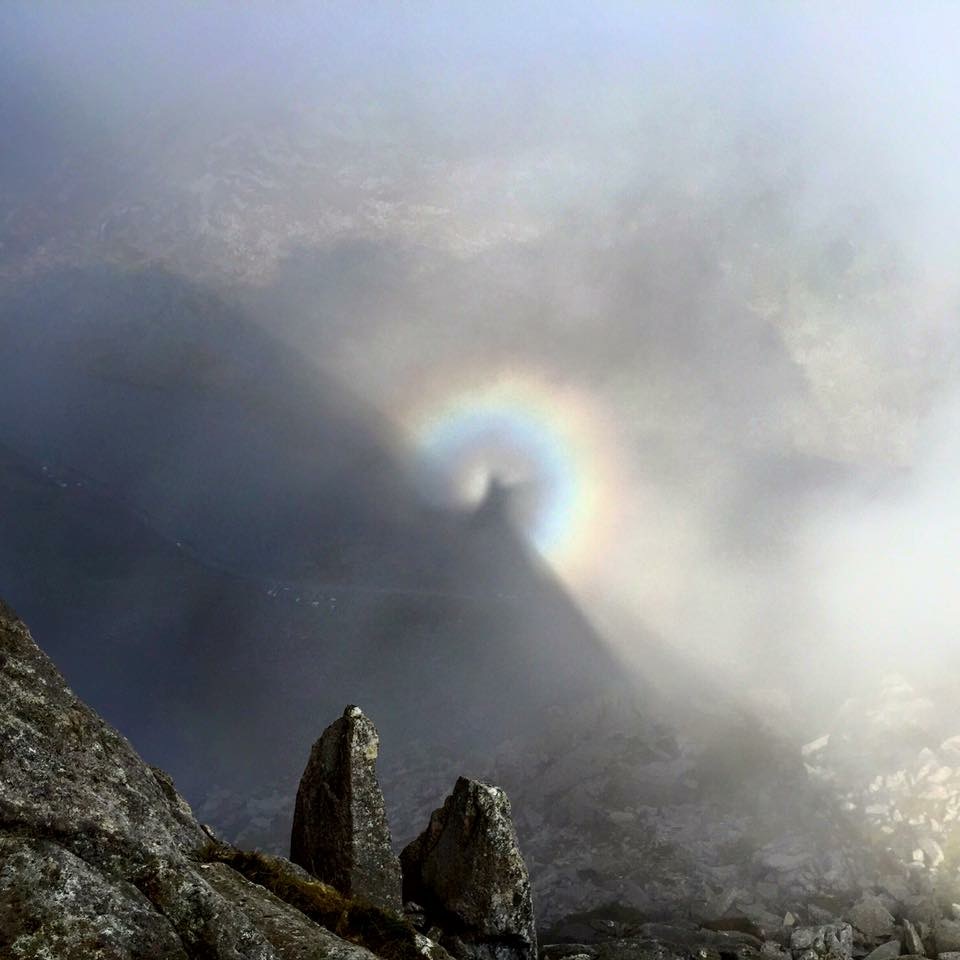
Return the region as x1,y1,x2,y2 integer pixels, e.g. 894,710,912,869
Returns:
847,897,896,942
0,604,208,876
936,923,960,955
590,943,684,960
127,854,279,959
761,943,791,960
919,839,945,868
863,942,901,960
290,704,403,913
810,907,838,926
401,777,537,960
415,932,458,960
789,923,854,960
763,853,814,871
201,861,380,960
903,902,941,932
904,921,926,958
702,886,740,921
741,907,788,938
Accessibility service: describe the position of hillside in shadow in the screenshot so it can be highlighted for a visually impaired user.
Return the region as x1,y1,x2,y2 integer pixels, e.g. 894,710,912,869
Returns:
0,265,640,800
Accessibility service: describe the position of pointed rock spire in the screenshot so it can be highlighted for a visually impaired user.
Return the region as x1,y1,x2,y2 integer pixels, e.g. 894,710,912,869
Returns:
290,704,403,913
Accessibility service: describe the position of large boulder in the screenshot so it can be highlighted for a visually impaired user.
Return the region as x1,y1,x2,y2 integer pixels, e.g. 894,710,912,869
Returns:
0,600,379,959
862,944,901,960
936,921,960,955
847,897,896,943
400,776,537,960
291,705,403,913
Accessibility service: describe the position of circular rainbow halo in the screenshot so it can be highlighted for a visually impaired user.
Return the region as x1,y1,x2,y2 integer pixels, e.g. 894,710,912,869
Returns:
405,373,616,580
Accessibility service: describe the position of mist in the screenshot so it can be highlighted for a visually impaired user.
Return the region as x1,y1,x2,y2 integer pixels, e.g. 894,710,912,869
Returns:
4,2,960,742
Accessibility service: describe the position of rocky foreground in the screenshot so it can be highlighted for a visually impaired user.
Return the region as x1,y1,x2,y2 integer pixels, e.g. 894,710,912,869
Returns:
0,599,535,959
203,689,960,934
0,598,386,959
4,597,960,960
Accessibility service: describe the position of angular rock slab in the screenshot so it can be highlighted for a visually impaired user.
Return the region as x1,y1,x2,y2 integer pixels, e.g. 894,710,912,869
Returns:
291,705,402,913
863,942,901,960
847,896,896,943
401,777,537,960
904,921,927,958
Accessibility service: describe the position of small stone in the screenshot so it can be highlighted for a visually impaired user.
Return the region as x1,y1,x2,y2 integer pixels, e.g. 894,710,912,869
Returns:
763,943,792,960
880,877,912,905
802,735,831,757
919,839,945,868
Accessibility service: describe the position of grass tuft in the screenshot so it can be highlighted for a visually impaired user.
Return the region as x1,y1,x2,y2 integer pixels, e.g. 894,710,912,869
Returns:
199,842,427,960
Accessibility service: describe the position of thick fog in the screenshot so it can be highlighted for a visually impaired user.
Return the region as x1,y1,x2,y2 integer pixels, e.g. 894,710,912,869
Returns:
3,2,960,735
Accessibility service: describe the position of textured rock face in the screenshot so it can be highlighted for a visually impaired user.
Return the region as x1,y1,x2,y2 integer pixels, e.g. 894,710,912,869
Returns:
790,924,854,960
291,705,403,913
902,919,925,957
199,861,382,960
0,600,379,959
401,777,536,960
937,919,960,954
0,835,189,960
0,603,209,873
862,943,901,960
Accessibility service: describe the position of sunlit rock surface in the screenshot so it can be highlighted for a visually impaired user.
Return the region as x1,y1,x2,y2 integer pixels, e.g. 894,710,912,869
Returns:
802,675,960,879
